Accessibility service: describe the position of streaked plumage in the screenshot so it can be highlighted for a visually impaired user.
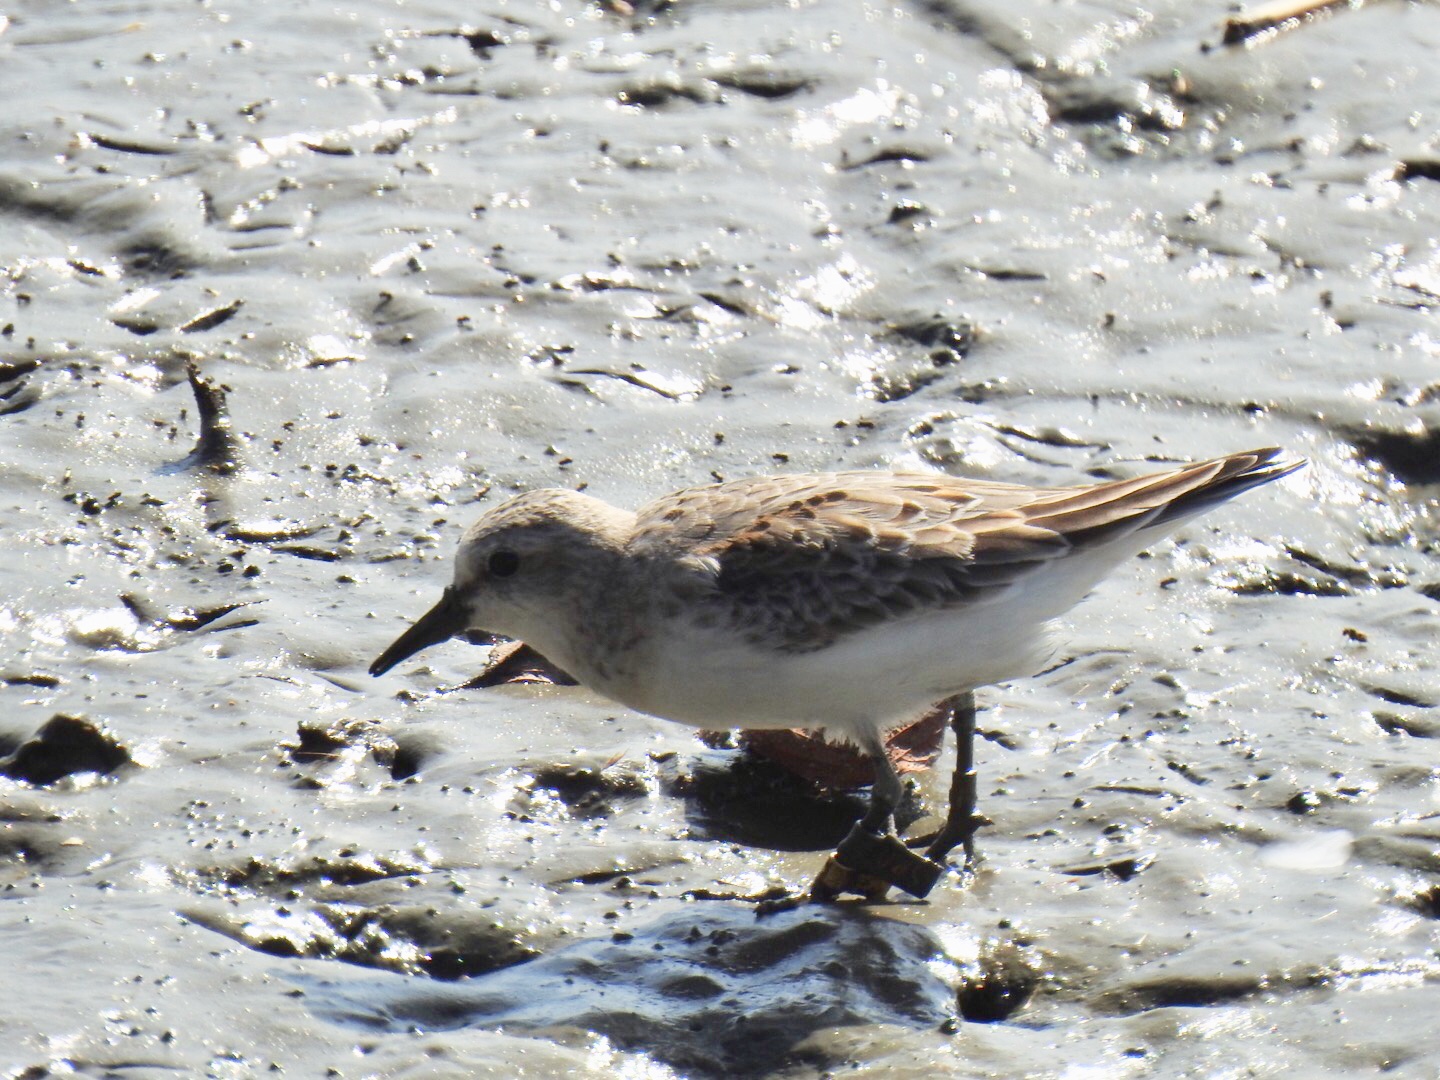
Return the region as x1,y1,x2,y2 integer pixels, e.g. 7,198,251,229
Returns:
370,447,1302,894
628,450,1296,655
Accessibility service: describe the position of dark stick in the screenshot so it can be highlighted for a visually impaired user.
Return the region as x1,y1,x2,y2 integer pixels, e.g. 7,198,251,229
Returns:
183,359,239,474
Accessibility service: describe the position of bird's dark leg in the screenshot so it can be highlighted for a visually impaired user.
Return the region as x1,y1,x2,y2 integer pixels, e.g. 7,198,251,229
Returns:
922,691,989,867
858,729,903,833
804,730,945,903
760,698,985,913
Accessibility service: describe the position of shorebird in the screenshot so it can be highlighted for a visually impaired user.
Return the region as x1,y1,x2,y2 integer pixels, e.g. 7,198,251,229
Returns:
371,447,1303,902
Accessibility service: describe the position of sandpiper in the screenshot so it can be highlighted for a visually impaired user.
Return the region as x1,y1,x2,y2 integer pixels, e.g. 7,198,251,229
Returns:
371,447,1303,901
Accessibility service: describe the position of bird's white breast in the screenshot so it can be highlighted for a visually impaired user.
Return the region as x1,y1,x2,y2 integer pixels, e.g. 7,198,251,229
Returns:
591,598,1059,743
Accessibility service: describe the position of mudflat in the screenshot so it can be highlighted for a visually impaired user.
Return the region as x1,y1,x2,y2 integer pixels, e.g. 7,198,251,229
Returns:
2,1,1438,1075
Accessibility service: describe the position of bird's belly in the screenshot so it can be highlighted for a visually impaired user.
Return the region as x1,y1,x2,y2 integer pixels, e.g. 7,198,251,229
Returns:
601,606,1059,736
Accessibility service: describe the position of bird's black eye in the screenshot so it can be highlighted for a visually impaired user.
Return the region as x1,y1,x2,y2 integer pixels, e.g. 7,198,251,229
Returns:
488,550,520,578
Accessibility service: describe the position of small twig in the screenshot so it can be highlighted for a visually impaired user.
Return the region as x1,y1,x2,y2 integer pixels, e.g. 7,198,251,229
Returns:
1221,0,1365,47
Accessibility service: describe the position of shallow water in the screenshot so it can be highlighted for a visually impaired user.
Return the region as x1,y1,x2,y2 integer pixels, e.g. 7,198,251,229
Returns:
3,0,1439,1075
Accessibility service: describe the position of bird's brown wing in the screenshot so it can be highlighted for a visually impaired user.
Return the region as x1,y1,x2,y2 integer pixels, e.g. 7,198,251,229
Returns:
629,450,1300,653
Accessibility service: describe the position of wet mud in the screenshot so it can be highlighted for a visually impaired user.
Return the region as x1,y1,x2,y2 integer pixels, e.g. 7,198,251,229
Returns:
3,0,1440,1076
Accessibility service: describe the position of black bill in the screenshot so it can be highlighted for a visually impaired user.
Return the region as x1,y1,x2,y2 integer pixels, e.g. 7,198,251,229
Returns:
369,587,468,676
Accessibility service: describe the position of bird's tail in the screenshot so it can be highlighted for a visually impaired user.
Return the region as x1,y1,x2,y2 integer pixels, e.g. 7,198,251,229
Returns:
1146,447,1306,530
1020,447,1305,550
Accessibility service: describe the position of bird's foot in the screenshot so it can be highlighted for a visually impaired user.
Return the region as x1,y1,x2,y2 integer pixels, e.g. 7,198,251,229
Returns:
805,852,895,903
919,811,993,867
806,823,946,903
753,851,904,915
754,824,947,915
754,823,956,916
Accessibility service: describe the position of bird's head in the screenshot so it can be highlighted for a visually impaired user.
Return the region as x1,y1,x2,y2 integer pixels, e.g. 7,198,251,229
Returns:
368,488,631,677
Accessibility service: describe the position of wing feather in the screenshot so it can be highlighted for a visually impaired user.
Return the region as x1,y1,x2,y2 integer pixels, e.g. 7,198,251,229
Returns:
629,450,1300,653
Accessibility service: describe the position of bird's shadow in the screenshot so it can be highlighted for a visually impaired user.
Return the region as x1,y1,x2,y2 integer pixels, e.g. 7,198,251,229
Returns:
666,748,928,852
